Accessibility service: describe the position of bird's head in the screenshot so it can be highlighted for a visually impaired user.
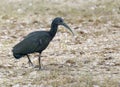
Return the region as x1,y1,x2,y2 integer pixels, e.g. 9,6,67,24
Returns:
52,17,74,35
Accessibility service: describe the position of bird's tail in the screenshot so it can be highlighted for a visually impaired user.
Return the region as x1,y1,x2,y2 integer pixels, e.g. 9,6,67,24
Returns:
13,53,24,59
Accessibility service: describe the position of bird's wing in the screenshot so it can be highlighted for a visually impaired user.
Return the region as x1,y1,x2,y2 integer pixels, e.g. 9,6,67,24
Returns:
35,34,52,52
13,31,51,54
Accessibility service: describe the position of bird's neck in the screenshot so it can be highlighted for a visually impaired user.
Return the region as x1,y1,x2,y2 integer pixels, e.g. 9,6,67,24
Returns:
49,23,58,38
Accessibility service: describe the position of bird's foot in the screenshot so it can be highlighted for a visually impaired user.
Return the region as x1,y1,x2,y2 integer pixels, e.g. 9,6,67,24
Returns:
39,66,41,70
34,65,42,70
28,61,34,67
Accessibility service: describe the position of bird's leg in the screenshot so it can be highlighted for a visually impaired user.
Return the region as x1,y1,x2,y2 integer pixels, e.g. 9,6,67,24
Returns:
26,55,34,66
38,53,41,70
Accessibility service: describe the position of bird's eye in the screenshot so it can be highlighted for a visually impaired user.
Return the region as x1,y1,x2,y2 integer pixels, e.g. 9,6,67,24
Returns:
59,20,63,23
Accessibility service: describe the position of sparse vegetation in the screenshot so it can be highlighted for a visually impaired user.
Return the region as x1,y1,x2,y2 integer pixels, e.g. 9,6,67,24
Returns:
0,0,120,87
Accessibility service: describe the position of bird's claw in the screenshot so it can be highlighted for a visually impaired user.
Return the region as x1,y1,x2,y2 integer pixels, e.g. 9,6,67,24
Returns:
34,65,41,70
28,61,34,67
39,66,41,70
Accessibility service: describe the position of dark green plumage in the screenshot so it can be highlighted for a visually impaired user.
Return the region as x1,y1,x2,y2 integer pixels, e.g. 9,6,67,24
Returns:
12,17,74,69
13,31,52,58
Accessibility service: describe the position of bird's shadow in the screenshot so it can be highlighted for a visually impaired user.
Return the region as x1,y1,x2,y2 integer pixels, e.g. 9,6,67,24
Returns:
32,63,78,71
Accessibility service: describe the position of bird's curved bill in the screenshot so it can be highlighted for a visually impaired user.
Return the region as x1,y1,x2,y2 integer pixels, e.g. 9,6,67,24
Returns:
62,23,74,36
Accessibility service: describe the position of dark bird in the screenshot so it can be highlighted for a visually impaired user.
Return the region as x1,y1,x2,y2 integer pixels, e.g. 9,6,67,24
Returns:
12,17,74,69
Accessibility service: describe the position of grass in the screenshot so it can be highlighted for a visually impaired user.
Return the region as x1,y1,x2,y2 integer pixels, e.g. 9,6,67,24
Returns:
0,0,120,25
